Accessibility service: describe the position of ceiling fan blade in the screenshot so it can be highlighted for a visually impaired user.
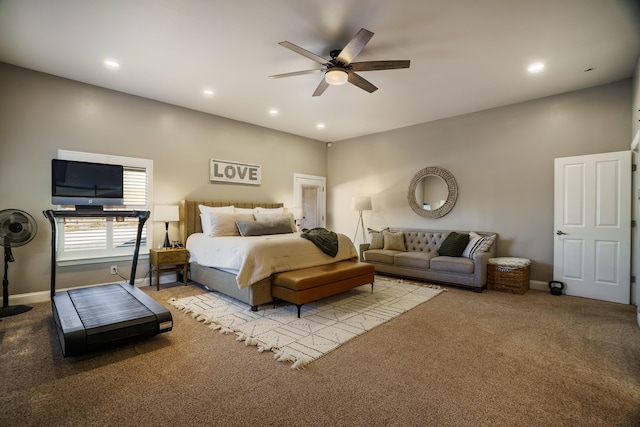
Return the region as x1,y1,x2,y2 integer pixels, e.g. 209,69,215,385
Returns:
350,60,411,71
279,41,330,66
336,28,374,65
312,78,330,97
347,71,378,93
269,69,324,79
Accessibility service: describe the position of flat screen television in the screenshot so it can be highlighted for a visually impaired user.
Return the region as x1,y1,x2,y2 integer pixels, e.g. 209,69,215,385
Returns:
52,159,124,208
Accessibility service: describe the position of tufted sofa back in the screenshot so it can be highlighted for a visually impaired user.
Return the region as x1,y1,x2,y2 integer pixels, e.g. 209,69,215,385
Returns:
394,229,448,253
389,228,496,254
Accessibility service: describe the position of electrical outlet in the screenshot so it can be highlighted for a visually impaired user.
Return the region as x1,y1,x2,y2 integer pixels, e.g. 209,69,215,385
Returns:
110,265,117,275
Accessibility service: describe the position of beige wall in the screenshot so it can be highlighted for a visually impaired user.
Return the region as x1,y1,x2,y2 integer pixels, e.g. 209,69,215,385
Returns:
0,62,327,297
327,80,632,283
0,60,634,299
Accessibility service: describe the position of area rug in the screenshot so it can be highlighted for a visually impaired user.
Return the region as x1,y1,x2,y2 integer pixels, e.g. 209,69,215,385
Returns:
168,277,443,369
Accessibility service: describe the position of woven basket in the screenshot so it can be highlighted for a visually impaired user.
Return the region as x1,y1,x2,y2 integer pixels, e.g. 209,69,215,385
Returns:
487,258,530,294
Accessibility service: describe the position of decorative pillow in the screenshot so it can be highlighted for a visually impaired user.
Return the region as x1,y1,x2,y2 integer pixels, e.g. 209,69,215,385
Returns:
201,212,241,237
203,212,254,237
198,205,235,235
367,227,389,249
383,230,406,251
236,219,293,236
463,232,496,259
253,212,296,232
438,232,470,257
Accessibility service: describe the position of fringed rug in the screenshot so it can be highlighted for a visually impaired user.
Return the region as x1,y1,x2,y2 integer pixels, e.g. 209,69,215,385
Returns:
168,276,443,369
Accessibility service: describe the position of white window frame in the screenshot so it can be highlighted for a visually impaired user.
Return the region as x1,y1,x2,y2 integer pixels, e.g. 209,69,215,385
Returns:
55,150,154,266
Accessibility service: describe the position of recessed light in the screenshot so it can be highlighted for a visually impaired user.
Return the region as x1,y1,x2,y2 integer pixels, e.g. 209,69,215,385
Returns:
316,123,325,129
203,89,214,96
527,62,544,73
269,109,279,116
104,59,120,69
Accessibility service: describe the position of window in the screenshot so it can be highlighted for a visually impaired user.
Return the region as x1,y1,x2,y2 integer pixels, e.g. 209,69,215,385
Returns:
56,150,153,264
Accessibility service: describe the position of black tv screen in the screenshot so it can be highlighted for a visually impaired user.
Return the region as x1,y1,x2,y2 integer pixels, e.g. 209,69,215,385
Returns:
52,159,124,207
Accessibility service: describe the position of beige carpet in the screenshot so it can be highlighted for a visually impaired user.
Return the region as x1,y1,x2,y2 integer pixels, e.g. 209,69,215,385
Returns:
168,277,442,369
2,278,640,426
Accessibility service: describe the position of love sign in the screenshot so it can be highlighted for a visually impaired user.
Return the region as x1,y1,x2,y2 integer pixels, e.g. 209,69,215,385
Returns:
210,159,262,185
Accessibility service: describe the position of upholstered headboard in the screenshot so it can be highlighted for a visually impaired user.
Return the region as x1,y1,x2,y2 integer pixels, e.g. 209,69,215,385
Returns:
179,200,285,244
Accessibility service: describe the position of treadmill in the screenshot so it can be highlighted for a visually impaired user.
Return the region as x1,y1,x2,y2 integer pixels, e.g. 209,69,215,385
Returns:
44,209,173,357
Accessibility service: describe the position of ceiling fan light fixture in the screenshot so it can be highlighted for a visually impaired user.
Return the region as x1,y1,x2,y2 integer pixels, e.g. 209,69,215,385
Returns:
325,68,348,85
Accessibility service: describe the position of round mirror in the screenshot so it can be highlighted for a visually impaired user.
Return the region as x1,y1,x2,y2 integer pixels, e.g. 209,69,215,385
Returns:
408,167,457,218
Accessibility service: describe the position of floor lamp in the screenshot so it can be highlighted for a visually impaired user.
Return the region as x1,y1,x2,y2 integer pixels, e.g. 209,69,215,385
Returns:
352,196,372,243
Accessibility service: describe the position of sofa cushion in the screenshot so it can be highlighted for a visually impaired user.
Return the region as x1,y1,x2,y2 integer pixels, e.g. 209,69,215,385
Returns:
367,227,389,249
383,230,406,251
463,232,497,259
394,251,438,269
430,256,474,274
438,232,469,257
363,249,403,264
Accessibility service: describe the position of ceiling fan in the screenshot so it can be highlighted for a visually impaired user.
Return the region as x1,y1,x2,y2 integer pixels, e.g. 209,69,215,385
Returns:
269,28,410,97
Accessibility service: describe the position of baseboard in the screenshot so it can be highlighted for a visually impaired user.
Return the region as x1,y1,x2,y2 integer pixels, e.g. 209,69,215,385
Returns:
1,276,154,306
529,280,548,293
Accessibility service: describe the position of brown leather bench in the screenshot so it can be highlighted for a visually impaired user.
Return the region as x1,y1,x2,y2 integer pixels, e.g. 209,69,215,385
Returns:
271,260,375,317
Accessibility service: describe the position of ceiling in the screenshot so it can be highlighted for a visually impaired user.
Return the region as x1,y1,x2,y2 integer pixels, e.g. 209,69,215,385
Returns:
0,0,638,143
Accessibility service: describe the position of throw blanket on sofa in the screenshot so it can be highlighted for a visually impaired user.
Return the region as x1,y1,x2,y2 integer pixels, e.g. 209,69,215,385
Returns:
301,227,339,257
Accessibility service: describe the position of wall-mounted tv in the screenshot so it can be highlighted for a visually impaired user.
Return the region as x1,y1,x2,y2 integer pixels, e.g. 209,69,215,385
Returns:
52,159,124,207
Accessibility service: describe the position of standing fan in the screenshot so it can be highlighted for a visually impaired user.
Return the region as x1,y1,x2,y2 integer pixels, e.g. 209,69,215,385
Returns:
0,209,37,318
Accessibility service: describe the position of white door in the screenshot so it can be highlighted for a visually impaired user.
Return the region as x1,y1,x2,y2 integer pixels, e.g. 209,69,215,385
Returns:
554,151,631,304
293,173,326,229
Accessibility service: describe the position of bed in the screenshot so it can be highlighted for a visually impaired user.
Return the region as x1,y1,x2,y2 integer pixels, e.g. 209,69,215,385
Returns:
178,200,358,310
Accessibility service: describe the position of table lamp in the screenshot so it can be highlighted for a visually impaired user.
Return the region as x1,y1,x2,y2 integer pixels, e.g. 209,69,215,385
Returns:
153,205,179,249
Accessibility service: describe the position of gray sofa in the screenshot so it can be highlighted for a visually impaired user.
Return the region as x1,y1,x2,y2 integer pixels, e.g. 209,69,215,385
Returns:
359,228,497,292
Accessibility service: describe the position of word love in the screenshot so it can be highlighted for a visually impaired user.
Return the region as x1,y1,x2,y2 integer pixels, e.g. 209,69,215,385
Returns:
210,159,262,185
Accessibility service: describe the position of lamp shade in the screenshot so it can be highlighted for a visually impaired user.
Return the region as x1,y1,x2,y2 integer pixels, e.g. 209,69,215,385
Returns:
351,196,372,212
153,205,179,222
325,68,348,85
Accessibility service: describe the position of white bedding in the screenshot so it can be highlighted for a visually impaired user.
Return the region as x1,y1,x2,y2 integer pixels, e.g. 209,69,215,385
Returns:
186,232,358,288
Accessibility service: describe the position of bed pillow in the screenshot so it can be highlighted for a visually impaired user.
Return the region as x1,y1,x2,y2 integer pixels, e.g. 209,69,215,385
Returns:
236,219,293,236
367,227,389,249
254,206,284,214
234,207,258,214
382,230,406,251
253,212,296,233
198,204,234,214
438,232,470,257
463,232,496,259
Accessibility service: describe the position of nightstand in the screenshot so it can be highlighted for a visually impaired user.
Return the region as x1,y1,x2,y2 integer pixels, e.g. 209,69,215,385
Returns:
149,248,190,290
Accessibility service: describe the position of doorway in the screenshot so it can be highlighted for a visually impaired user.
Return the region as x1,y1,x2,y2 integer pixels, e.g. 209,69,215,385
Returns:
293,173,326,229
553,151,631,304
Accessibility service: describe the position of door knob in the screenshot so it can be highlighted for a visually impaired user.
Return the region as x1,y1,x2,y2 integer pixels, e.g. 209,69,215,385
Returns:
556,230,567,235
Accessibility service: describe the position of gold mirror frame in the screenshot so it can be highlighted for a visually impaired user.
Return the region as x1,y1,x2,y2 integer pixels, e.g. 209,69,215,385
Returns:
408,167,458,219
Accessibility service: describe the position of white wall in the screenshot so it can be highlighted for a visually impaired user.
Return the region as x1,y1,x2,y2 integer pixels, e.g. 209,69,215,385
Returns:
0,62,327,298
327,80,632,284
